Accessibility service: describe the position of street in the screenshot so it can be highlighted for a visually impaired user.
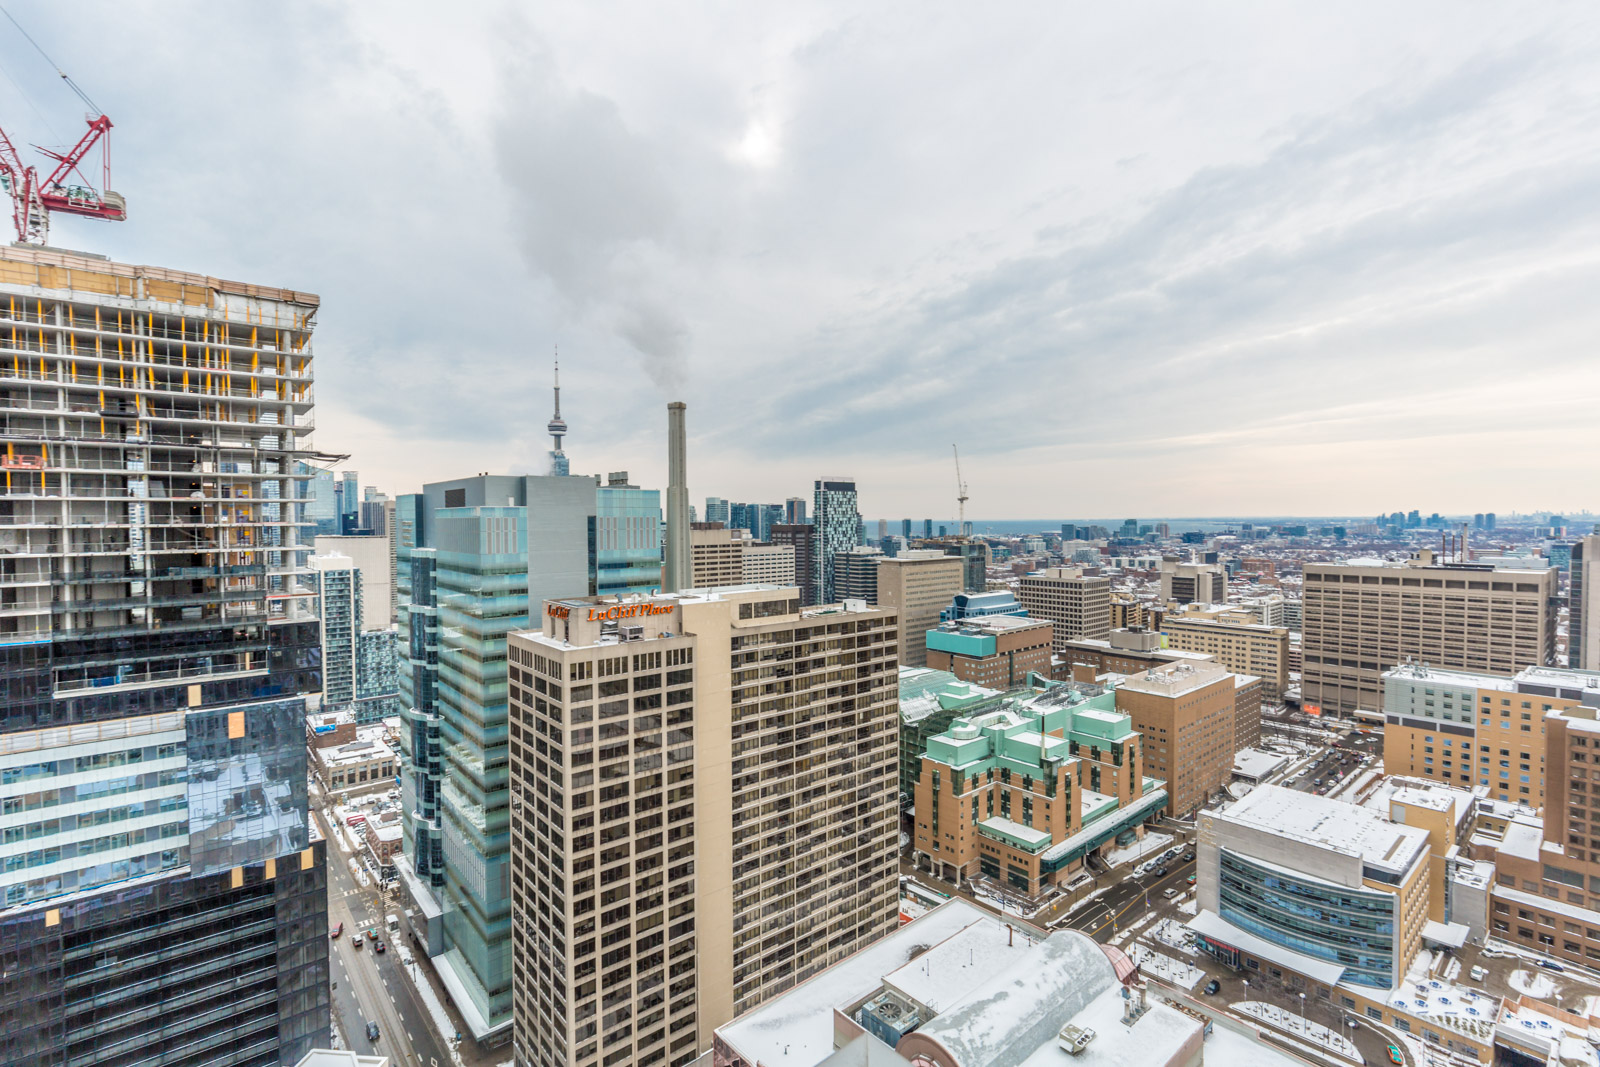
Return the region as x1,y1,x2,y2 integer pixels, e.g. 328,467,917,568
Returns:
1060,853,1196,942
320,808,451,1067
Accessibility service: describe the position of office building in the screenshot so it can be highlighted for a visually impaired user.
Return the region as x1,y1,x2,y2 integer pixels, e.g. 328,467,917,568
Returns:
833,545,884,602
783,496,806,525
910,685,1164,892
876,552,965,668
812,476,860,603
1113,660,1236,816
393,474,598,1043
1158,558,1226,604
941,540,989,593
704,497,729,525
715,899,1204,1067
1109,596,1145,630
940,590,1026,621
741,541,795,585
1194,784,1434,991
925,616,1053,689
1381,663,1600,807
338,470,361,534
1301,552,1558,715
506,586,901,1064
1233,673,1263,754
1492,699,1600,969
1572,534,1599,669
0,246,329,1064
316,533,393,630
691,525,746,587
1163,609,1290,701
596,471,662,595
770,524,816,606
305,464,339,535
1017,566,1110,650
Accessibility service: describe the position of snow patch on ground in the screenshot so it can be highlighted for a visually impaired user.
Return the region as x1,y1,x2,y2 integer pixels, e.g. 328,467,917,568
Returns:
1235,1001,1360,1059
1511,968,1558,999
1147,918,1198,956
1177,895,1198,916
1128,943,1206,990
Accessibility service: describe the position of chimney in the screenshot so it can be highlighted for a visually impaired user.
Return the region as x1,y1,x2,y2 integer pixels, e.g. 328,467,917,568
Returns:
664,402,691,593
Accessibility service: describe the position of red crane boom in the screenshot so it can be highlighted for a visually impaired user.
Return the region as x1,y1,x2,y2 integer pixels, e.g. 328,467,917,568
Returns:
0,112,125,245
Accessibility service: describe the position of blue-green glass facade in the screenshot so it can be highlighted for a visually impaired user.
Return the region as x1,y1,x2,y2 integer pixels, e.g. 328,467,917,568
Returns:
1216,850,1397,987
596,483,662,594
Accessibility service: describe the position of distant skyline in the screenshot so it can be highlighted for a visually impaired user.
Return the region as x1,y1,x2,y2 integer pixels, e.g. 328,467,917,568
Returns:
4,3,1599,514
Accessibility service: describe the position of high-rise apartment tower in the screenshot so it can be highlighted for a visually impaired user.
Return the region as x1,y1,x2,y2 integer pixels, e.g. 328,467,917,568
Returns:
812,476,860,604
506,586,901,1067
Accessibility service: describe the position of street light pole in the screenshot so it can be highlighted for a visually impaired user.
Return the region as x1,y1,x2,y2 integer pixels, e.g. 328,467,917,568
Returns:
1298,992,1306,1037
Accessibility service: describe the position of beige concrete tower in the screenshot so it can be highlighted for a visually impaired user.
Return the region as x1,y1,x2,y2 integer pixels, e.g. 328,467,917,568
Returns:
507,586,901,1067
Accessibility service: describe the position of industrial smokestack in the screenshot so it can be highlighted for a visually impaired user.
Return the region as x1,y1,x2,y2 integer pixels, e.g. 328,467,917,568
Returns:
664,402,691,593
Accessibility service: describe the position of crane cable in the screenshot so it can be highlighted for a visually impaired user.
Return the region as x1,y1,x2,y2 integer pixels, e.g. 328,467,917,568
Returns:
0,4,99,114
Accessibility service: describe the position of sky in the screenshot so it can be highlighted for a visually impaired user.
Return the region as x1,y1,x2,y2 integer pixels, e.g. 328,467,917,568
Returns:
1,2,1597,521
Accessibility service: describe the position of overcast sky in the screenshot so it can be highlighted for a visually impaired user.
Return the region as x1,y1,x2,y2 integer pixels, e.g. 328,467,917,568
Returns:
4,3,1598,521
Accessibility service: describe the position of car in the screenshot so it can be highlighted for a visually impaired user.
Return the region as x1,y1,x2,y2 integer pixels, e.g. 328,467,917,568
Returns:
1469,965,1488,982
1537,959,1566,972
1162,888,1179,899
1182,851,1195,862
366,928,377,941
1386,1043,1403,1065
330,922,343,939
366,1021,381,1042
1203,979,1221,995
375,940,386,954
1155,867,1168,877
1187,873,1196,885
1313,778,1323,786
352,937,363,950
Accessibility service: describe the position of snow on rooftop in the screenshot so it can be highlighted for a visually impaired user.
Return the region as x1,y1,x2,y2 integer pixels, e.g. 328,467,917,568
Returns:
1014,983,1200,1067
716,900,999,1067
1221,784,1430,875
1499,820,1544,862
882,920,1039,1012
1232,747,1289,779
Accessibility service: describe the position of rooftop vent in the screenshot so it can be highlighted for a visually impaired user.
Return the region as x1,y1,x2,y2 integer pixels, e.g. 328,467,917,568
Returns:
1058,1025,1096,1055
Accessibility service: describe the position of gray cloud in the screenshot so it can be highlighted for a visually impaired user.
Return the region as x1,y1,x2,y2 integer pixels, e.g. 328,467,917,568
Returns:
492,43,691,392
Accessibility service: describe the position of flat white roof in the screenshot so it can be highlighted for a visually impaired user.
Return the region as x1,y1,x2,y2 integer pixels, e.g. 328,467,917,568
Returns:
881,920,1038,1012
1220,784,1430,876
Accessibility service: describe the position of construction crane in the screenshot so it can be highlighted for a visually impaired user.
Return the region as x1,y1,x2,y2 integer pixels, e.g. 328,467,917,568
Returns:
952,444,969,532
0,11,126,244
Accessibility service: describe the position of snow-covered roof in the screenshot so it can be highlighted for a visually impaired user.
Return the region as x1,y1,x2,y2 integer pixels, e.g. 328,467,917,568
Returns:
882,921,1039,1013
1231,747,1288,780
912,932,1179,1067
716,900,1000,1067
1219,784,1430,877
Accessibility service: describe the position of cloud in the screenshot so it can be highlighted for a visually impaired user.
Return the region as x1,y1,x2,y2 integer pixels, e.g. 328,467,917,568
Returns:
491,39,692,392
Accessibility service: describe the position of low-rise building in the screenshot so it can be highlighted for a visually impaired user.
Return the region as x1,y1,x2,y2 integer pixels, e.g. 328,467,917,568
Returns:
1195,784,1433,991
312,727,398,795
910,685,1165,893
1163,610,1290,701
1059,627,1215,679
713,899,1205,1067
925,615,1053,689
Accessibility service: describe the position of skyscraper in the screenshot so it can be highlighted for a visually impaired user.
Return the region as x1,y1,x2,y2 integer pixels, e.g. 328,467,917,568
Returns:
704,496,730,525
901,518,912,538
813,476,860,603
784,496,807,525
770,523,817,605
547,358,570,476
1572,534,1600,669
304,463,339,535
0,246,330,1064
341,470,361,533
394,474,598,1042
507,586,900,1065
312,551,402,724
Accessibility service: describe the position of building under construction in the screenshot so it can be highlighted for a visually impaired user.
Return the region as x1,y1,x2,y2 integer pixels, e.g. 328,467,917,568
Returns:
0,243,331,1066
